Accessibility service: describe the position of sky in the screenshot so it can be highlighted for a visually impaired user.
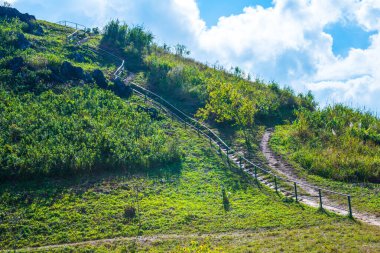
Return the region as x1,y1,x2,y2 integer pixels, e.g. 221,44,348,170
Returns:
7,0,380,113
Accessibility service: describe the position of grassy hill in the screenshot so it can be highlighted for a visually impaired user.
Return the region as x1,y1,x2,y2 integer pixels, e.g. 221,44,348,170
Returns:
0,6,379,252
270,105,380,215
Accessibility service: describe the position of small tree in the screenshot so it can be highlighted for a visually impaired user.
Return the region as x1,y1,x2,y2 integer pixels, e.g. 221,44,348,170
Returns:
126,25,154,53
92,27,100,35
174,44,190,57
2,1,11,7
162,43,171,53
101,19,128,48
100,20,153,71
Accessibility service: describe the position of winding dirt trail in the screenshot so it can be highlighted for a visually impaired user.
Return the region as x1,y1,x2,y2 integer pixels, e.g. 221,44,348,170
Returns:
260,129,380,226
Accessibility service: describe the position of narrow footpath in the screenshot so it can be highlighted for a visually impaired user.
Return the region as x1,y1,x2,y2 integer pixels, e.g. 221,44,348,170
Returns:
260,129,380,226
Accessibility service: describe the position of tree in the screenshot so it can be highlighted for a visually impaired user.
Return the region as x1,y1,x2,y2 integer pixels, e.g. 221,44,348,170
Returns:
2,1,11,7
100,20,154,70
100,19,128,48
92,27,100,35
197,80,257,145
174,44,190,57
126,25,153,52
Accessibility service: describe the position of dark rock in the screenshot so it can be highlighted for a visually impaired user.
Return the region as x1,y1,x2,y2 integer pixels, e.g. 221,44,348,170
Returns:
92,69,108,88
60,61,84,80
6,57,24,73
70,52,85,63
0,6,44,35
114,77,125,89
33,25,44,36
83,73,93,83
113,78,132,97
15,33,30,50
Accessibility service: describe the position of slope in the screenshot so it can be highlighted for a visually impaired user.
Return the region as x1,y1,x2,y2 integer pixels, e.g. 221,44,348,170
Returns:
0,7,379,252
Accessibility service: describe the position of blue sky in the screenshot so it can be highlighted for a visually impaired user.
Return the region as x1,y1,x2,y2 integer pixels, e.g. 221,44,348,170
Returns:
196,0,273,27
324,21,376,57
8,0,380,113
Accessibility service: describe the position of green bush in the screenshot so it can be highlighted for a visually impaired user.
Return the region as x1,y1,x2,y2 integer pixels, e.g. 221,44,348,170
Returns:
100,20,153,70
271,105,380,183
0,86,181,180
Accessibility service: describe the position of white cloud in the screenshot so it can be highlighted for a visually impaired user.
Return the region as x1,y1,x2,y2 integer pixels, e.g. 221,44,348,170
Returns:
192,0,380,111
355,0,380,30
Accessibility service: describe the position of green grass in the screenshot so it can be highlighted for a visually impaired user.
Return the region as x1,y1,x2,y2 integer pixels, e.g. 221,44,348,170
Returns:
270,124,380,215
0,13,379,253
18,223,380,252
1,115,378,250
0,87,180,179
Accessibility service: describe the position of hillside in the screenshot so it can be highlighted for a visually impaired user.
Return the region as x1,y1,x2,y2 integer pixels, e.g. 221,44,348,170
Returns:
0,6,379,252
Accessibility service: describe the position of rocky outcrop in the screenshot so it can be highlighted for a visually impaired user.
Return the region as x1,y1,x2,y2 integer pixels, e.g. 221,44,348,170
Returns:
0,6,43,35
92,69,108,88
70,52,85,63
60,61,84,80
15,33,30,50
6,57,25,73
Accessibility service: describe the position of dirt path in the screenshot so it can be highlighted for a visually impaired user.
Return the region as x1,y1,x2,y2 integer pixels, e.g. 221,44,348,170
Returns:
260,129,380,226
0,229,293,252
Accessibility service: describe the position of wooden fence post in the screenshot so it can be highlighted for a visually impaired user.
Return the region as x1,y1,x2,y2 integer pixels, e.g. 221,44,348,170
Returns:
294,182,298,202
348,195,353,218
319,189,323,209
274,177,278,193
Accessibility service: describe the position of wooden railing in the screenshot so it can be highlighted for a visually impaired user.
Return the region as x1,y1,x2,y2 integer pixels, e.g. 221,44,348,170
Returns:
55,20,354,218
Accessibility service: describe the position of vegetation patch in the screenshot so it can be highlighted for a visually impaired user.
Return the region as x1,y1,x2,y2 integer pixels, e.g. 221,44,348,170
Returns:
270,105,380,183
0,87,181,180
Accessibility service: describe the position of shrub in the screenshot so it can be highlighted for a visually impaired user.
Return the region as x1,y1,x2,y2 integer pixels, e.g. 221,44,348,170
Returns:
0,86,181,181
124,206,136,219
272,105,380,183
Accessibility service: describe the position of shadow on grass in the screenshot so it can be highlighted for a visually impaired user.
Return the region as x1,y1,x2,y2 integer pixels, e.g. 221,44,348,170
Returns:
0,161,184,210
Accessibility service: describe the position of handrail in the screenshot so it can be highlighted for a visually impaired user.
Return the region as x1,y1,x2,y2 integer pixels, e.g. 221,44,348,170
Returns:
57,20,87,31
129,83,229,149
129,82,350,198
57,20,124,80
67,29,80,40
114,60,125,78
55,19,351,200
85,45,124,79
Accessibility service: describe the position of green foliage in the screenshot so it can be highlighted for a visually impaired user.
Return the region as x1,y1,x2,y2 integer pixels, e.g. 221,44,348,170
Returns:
0,126,354,250
174,44,190,56
0,19,25,57
0,86,181,180
145,53,207,108
271,104,380,183
100,20,153,70
0,10,379,252
101,19,129,48
145,52,316,127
